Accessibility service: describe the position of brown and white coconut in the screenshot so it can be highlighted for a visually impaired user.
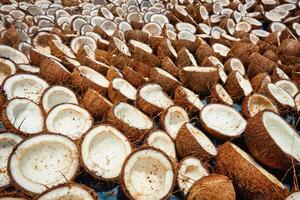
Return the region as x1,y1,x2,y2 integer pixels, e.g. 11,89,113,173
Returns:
176,48,198,68
272,67,290,82
40,58,70,84
216,142,288,200
0,45,29,65
108,37,131,57
132,45,160,68
122,66,147,88
0,58,16,85
210,84,233,106
200,104,247,140
106,66,123,81
295,92,300,112
251,73,272,92
124,30,149,44
275,79,299,97
108,78,137,104
160,57,179,78
224,57,245,75
157,38,178,61
28,48,57,67
49,39,76,60
286,191,300,200
227,42,259,65
195,43,217,64
247,53,278,78
120,147,176,200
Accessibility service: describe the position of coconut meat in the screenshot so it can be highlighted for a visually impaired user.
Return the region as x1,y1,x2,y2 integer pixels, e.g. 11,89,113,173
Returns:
70,36,97,54
129,40,153,54
181,87,204,110
51,40,76,59
140,84,173,109
247,94,278,117
215,84,233,105
81,125,132,179
275,80,299,97
0,58,16,85
9,134,79,194
184,66,217,73
178,157,208,195
6,98,44,134
230,58,245,75
113,37,131,56
184,49,197,66
78,66,109,88
286,191,300,200
263,111,300,162
201,104,246,137
42,86,78,112
17,64,40,74
3,74,49,103
123,148,174,200
236,72,253,96
268,83,295,107
164,106,189,139
155,67,179,82
46,104,93,140
295,93,300,111
166,39,177,58
0,133,23,188
0,45,29,64
112,78,137,100
114,102,153,129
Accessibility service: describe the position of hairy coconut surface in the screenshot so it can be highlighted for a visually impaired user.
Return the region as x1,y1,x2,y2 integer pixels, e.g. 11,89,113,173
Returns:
210,84,233,106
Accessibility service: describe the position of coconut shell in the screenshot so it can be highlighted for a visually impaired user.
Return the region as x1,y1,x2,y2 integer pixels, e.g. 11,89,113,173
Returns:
150,68,181,94
28,48,50,67
109,55,131,70
173,39,198,54
40,58,70,84
108,79,135,104
62,0,79,6
176,48,197,68
157,38,177,61
132,47,160,68
174,86,201,114
128,60,151,78
122,66,146,88
3,26,21,48
251,73,271,92
216,142,288,200
95,49,111,65
93,26,111,40
79,56,110,75
263,50,279,63
124,30,149,44
106,66,123,81
195,44,217,64
161,57,179,78
227,42,259,65
210,84,233,106
48,40,72,60
247,53,278,79
280,39,300,57
187,174,236,200
149,35,165,50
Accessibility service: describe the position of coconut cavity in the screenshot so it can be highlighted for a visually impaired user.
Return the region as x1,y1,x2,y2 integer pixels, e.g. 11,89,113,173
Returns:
78,66,109,88
267,83,295,107
0,58,16,85
180,87,204,110
140,84,173,108
214,84,233,105
245,94,278,117
112,78,137,100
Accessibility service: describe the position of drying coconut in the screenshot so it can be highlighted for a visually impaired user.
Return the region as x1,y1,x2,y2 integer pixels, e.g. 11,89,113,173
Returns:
40,58,70,84
122,66,147,88
200,104,247,140
28,48,58,67
106,66,123,81
108,37,131,57
280,39,300,57
176,123,217,161
81,124,132,180
160,105,190,139
2,98,45,135
261,83,295,113
70,36,97,54
41,85,78,113
129,60,152,78
275,79,299,97
177,157,209,196
245,111,300,170
3,26,21,47
176,48,198,68
150,67,181,94
132,46,160,68
295,93,300,111
49,39,76,59
144,130,176,160
76,45,96,61
9,134,79,195
0,58,16,85
46,103,93,140
0,45,29,64
212,43,230,58
36,183,98,200
142,22,162,36
272,67,290,81
216,142,288,200
69,66,109,95
0,133,23,189
174,86,204,114
179,66,220,94
242,94,278,119
224,57,245,75
227,42,259,65
156,39,178,61
120,147,176,200
161,57,179,78
201,56,224,69
95,49,111,64
247,53,278,78
195,43,217,63
136,83,174,117
251,73,272,92
17,64,40,74
124,30,149,44
79,56,111,75
187,174,236,200
107,102,153,142
287,191,300,200
210,84,233,106
173,39,198,55
108,78,137,103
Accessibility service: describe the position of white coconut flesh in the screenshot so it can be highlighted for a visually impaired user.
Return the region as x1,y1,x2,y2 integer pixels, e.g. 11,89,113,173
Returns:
100,20,117,36
9,134,79,194
42,86,78,112
113,37,131,56
295,93,300,111
184,49,197,66
70,36,97,54
3,74,49,103
0,45,29,64
263,111,300,162
112,78,137,100
78,66,109,88
286,191,300,200
155,67,179,82
176,22,196,34
51,40,76,59
181,87,204,110
178,31,196,41
46,103,93,140
139,84,173,109
37,184,96,200
267,83,295,107
147,130,176,159
0,133,23,188
166,39,177,58
0,58,16,85
178,157,208,196
247,94,278,117
123,148,174,200
207,56,224,69
129,40,153,54
164,106,189,139
183,66,217,73
114,102,153,129
212,43,230,57
17,64,40,73
214,84,233,105
275,80,299,97
236,72,253,96
5,98,44,134
33,32,61,55
201,104,247,137
230,142,286,189
228,58,245,75
274,67,289,80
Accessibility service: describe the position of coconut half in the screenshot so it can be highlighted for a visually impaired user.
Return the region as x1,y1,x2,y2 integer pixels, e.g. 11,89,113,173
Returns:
120,147,175,200
287,191,300,200
108,78,137,103
0,45,29,64
275,80,299,97
46,103,93,140
0,58,16,85
9,134,79,194
2,74,49,103
0,133,22,189
210,84,233,106
42,86,78,113
0,195,28,200
200,104,247,140
81,124,132,180
295,93,300,111
177,157,209,196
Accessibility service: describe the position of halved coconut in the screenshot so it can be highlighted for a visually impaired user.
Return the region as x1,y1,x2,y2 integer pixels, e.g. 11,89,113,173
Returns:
177,157,209,196
0,58,16,85
0,133,23,189
272,67,289,81
176,48,197,68
160,105,189,139
174,86,204,114
200,104,247,140
2,74,49,103
275,80,299,97
70,35,97,54
0,45,29,64
42,86,78,113
122,66,146,88
242,94,278,119
37,183,97,200
108,37,131,57
9,134,79,194
187,174,236,200
136,83,174,117
132,45,160,68
49,39,76,59
176,123,217,161
224,58,245,75
40,58,70,84
251,73,271,92
160,57,178,78
142,22,162,36
245,111,300,170
29,48,60,67
46,103,93,140
216,142,288,199
287,191,300,200
156,38,178,61
120,147,175,200
17,64,40,74
81,124,132,180
210,84,233,106
108,78,137,103
107,102,153,142
0,194,29,200
2,98,44,135
295,93,300,111
212,43,230,57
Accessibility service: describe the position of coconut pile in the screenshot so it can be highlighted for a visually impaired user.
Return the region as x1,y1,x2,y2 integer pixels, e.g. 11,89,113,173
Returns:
0,0,300,199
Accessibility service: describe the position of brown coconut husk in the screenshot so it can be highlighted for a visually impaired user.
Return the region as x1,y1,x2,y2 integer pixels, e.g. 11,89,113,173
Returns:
149,35,165,50
160,57,179,78
95,49,111,65
156,38,178,61
227,42,259,65
251,73,271,92
280,39,300,57
122,66,147,88
79,56,110,75
109,55,131,70
210,84,233,106
195,43,217,64
132,47,160,68
28,48,51,67
124,30,149,44
247,53,278,78
128,60,151,78
172,39,198,54
263,50,279,62
106,66,123,81
40,58,70,84
176,48,197,68
3,26,21,48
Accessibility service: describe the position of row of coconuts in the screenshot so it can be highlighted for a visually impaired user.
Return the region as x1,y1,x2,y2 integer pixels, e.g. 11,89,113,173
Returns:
0,0,300,199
